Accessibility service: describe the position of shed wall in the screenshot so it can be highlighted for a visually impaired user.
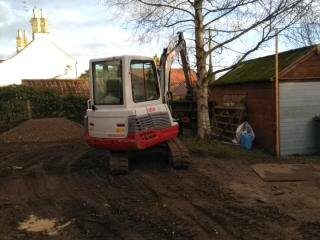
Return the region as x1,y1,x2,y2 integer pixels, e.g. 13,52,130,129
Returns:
210,82,275,153
281,52,320,79
280,81,320,155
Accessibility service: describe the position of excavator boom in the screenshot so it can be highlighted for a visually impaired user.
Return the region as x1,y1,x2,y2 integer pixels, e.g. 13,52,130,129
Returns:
159,32,194,104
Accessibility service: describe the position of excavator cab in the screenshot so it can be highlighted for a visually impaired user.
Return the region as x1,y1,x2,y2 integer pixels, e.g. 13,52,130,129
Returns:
85,33,191,174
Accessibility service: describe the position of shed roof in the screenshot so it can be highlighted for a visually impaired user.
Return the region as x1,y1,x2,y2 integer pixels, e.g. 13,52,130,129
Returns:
213,45,318,86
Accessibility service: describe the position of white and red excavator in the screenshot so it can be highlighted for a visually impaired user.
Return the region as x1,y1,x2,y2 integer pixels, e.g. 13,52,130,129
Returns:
84,32,193,174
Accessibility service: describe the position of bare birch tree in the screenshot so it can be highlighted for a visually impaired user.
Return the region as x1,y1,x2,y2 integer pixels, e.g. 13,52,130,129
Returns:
107,0,320,138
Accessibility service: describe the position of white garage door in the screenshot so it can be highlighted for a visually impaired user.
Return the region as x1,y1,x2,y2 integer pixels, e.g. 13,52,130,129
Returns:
280,82,320,155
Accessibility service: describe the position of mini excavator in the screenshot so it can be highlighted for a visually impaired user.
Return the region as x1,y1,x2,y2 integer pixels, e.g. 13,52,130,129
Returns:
84,32,193,174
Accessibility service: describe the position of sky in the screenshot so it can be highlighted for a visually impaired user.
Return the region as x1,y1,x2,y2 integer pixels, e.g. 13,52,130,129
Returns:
0,0,306,76
0,0,167,74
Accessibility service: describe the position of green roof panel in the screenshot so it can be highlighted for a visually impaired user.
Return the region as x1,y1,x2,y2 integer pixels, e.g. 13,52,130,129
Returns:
213,45,315,86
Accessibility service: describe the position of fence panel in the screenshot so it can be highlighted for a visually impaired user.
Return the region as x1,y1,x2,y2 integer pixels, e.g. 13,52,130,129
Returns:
22,79,90,97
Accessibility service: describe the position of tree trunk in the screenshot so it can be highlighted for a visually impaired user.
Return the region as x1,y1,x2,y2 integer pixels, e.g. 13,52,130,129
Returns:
194,0,211,138
197,81,210,138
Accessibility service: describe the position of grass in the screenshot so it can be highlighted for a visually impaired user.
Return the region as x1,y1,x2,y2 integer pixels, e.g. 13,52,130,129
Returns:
182,136,320,164
181,136,271,162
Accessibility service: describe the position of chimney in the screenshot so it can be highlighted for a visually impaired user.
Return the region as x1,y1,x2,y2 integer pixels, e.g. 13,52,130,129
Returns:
40,9,49,33
23,30,28,46
30,8,49,38
30,8,41,38
16,29,24,53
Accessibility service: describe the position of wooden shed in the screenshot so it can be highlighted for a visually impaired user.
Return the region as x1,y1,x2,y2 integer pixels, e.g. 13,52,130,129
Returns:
210,45,320,155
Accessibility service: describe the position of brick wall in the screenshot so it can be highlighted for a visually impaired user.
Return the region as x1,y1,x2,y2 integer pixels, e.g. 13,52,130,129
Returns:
22,79,90,97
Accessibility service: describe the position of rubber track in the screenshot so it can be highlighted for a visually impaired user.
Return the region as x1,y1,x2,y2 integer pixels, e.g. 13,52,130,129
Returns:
109,152,129,175
108,138,189,174
167,138,190,169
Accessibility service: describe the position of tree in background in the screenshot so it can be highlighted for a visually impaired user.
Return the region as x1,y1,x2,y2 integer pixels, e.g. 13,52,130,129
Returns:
79,70,89,80
108,0,320,138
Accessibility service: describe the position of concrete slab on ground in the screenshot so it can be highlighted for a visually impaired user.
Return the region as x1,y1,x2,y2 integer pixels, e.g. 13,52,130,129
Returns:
251,163,320,182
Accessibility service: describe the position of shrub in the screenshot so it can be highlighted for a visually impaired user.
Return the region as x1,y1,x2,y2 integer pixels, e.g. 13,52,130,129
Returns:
0,85,87,124
60,94,87,123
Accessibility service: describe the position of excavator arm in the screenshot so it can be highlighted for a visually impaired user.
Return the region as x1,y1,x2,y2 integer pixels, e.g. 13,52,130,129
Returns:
159,32,193,104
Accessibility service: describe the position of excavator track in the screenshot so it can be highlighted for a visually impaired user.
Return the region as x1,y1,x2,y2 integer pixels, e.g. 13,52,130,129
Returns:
167,138,190,170
108,138,189,175
109,152,129,175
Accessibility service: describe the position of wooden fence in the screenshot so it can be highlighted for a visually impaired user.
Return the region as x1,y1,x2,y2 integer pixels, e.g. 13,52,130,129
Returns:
22,79,90,97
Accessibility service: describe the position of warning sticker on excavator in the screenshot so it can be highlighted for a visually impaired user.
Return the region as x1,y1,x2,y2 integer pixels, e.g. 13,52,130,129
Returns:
116,127,125,133
147,107,156,113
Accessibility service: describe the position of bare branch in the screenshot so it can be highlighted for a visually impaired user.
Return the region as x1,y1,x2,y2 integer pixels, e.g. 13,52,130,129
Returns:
206,0,314,56
106,0,320,137
135,0,195,17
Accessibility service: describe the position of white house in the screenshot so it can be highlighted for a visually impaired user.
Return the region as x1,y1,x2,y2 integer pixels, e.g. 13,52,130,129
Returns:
0,8,77,86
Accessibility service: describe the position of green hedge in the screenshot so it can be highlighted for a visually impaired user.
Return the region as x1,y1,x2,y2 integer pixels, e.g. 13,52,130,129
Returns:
0,85,87,124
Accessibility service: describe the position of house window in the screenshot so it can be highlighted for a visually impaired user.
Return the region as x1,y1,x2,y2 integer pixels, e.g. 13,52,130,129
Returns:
131,60,160,102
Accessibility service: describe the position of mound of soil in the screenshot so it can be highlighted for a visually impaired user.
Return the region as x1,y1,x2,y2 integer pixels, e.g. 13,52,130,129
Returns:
0,118,84,143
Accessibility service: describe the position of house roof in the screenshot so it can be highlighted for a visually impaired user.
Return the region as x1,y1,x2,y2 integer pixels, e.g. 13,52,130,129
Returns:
171,81,188,97
0,34,77,86
170,68,197,98
170,68,197,87
213,45,318,86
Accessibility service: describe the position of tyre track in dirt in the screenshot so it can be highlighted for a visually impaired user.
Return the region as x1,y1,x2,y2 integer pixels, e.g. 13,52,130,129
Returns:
139,169,300,240
88,174,199,240
139,172,235,239
0,142,320,239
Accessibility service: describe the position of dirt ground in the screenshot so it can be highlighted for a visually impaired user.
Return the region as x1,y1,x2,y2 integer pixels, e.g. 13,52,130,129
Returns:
0,120,320,239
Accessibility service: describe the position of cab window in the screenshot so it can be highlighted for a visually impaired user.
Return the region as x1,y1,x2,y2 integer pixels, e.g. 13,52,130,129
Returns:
92,60,123,105
131,60,159,102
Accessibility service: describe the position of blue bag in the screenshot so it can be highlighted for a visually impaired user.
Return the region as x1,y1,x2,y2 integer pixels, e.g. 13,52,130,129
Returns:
240,132,254,150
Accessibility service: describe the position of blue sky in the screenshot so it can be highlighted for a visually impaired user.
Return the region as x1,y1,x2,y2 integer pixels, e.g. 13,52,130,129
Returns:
0,0,307,76
0,0,167,74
